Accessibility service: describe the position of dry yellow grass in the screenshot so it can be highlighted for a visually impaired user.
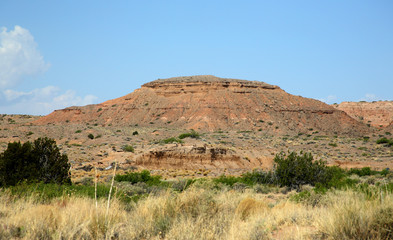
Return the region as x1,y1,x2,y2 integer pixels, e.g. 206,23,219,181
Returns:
0,193,126,239
316,190,393,239
0,185,392,239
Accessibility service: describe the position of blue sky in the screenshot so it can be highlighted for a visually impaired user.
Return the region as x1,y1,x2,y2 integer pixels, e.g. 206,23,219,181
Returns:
0,0,392,115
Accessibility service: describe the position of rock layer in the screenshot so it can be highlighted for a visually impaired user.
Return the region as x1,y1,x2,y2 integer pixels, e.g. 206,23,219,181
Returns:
134,145,262,170
34,75,369,136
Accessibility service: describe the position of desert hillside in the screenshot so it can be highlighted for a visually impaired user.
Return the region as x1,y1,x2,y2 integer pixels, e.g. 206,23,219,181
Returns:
34,75,369,136
1,76,392,181
333,101,393,128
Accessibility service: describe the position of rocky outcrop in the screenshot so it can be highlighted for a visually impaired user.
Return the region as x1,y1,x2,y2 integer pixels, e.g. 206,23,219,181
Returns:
135,144,262,169
333,101,393,128
34,75,370,136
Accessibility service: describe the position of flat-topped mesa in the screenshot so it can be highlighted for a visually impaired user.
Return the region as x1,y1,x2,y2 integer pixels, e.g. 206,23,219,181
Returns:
34,75,371,136
143,75,279,90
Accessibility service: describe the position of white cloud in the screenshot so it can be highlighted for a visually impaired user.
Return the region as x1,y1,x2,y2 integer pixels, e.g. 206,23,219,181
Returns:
0,26,50,89
0,25,98,115
0,87,98,115
360,93,378,102
52,90,98,108
319,95,337,104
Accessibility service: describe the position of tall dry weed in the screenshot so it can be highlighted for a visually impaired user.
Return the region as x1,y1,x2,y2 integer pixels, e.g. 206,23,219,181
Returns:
315,189,393,239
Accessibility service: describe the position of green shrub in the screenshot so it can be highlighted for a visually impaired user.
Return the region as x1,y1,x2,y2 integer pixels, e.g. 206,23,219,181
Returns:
320,166,351,189
213,170,275,187
347,167,390,177
213,175,241,187
160,137,183,144
273,151,332,189
241,170,275,185
348,167,373,176
132,131,139,135
381,168,390,176
122,145,135,153
377,137,390,144
115,170,162,186
211,152,390,191
0,138,71,186
88,133,94,139
213,153,346,190
178,130,200,139
75,130,82,133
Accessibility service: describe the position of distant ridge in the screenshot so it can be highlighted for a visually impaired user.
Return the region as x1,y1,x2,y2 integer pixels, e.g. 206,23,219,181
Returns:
333,101,393,128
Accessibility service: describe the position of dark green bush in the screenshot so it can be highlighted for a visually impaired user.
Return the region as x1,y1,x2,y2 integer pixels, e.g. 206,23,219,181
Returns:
348,167,373,176
122,145,135,153
132,131,139,135
241,170,275,185
0,138,71,187
273,151,332,189
213,175,242,187
212,152,344,190
87,133,94,139
376,137,393,146
381,168,390,176
178,130,200,139
319,166,356,190
347,167,390,177
213,170,275,188
115,170,162,186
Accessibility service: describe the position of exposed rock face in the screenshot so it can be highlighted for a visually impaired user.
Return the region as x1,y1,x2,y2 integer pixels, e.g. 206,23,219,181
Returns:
333,101,393,128
134,145,263,170
34,75,369,135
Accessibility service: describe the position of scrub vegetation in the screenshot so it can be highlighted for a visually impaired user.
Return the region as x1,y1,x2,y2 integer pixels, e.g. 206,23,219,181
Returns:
1,144,393,239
